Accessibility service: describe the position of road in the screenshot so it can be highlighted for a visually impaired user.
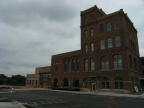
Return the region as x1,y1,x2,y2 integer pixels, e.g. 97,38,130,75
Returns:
0,90,144,108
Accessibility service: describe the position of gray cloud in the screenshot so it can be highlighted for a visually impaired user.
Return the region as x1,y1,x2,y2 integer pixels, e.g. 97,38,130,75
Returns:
0,0,144,76
0,0,77,27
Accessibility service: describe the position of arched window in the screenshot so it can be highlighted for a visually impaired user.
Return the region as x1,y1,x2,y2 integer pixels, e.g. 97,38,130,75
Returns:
101,56,109,70
76,59,80,71
63,78,68,87
90,58,95,71
73,78,79,87
64,61,68,72
90,43,94,52
54,78,58,87
102,77,109,89
84,59,88,71
115,77,123,89
68,60,71,72
72,59,75,71
113,54,122,69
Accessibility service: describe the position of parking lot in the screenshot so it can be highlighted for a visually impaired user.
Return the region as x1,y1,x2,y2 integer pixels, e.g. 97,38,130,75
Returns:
0,89,144,108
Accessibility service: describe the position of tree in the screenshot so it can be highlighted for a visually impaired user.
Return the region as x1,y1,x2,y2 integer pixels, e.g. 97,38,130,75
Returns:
0,74,7,85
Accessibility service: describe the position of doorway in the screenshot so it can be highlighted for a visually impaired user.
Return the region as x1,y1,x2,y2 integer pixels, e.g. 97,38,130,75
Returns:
92,83,96,91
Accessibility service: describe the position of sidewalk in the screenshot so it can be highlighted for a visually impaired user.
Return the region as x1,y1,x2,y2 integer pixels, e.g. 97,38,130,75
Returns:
15,88,144,98
0,98,26,108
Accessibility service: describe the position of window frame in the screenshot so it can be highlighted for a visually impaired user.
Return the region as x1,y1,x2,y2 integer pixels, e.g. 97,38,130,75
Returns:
115,36,121,47
108,38,113,48
107,22,111,32
113,54,122,69
84,59,88,71
114,19,119,30
101,56,109,70
90,58,95,71
100,40,105,50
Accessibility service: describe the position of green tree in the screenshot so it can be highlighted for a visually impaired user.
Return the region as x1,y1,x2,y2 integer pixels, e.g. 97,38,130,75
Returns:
0,74,7,85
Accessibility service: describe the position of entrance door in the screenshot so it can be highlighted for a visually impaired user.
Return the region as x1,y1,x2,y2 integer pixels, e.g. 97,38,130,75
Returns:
92,83,96,91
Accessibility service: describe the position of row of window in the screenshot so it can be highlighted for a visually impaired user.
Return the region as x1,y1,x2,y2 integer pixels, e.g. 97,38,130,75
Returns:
27,80,38,85
84,36,121,52
84,14,94,24
84,54,122,71
39,73,50,78
53,76,123,89
83,19,119,38
129,55,139,71
83,14,119,33
99,20,119,33
64,59,80,72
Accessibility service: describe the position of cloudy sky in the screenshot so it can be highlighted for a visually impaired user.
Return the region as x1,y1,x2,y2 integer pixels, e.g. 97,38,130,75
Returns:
0,0,144,77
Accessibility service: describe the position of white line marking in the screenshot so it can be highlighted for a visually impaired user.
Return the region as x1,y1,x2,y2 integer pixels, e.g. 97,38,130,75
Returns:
25,104,40,108
126,97,135,100
63,104,87,108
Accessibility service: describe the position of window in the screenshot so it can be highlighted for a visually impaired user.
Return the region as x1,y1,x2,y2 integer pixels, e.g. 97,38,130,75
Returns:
73,78,79,87
114,19,119,30
84,30,88,38
63,78,68,87
102,77,109,89
101,56,109,70
90,14,93,23
84,17,87,24
90,58,95,71
84,44,88,52
76,59,80,71
115,36,121,47
27,80,29,85
72,60,75,71
64,61,68,72
115,77,123,89
100,40,105,50
84,59,88,71
90,43,94,52
134,58,137,71
108,38,113,48
90,28,94,36
129,55,132,69
113,54,122,69
68,60,71,72
107,22,111,32
100,24,104,33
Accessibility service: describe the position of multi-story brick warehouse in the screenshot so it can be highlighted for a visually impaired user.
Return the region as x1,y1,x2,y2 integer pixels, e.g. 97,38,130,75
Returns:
50,5,143,93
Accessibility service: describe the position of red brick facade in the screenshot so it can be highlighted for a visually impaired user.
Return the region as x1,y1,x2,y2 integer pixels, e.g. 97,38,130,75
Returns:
50,5,142,93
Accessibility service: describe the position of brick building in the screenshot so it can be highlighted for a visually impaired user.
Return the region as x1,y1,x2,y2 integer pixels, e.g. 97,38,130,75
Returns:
50,5,142,93
26,66,51,88
140,57,144,89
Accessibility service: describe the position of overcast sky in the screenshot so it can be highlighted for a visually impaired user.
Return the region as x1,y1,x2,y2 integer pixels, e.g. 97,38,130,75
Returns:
0,0,144,77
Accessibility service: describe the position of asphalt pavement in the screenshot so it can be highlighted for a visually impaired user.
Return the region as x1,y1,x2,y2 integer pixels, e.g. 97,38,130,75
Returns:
0,88,144,108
